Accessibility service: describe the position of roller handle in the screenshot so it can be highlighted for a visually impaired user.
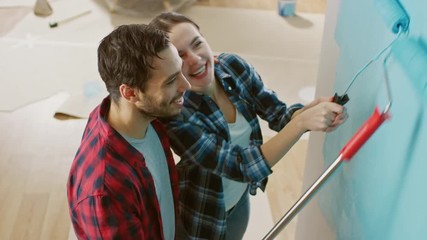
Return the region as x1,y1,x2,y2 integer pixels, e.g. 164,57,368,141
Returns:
332,93,350,105
340,107,389,161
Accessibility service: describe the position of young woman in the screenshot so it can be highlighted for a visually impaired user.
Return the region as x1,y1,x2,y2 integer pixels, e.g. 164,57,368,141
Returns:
150,12,347,240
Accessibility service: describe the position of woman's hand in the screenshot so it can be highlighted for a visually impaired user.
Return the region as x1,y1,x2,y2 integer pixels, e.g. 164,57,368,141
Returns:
294,97,348,132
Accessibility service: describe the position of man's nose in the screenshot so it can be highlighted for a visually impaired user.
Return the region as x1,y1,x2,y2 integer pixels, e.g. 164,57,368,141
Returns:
178,73,191,92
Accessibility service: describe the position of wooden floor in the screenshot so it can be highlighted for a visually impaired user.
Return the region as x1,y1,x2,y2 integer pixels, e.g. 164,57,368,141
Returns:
0,93,87,239
0,0,325,239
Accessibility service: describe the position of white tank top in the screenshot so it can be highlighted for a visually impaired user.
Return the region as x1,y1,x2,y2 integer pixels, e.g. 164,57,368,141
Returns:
223,109,251,211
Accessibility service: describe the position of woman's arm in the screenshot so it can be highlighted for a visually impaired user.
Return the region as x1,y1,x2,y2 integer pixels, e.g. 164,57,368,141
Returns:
261,99,347,167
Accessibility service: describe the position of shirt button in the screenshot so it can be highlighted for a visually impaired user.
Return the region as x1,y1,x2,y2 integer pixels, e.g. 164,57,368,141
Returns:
228,86,232,90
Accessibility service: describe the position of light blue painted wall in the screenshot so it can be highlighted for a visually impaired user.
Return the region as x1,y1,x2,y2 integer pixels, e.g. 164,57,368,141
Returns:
319,0,427,239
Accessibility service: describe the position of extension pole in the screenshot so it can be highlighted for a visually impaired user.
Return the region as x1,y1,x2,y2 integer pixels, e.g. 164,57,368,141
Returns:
263,106,390,240
262,154,343,240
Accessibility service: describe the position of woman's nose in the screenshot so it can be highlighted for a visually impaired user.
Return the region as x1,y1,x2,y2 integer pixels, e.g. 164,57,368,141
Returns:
186,51,200,66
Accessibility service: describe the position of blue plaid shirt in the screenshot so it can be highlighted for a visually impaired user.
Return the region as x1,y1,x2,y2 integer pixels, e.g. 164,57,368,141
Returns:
161,53,303,239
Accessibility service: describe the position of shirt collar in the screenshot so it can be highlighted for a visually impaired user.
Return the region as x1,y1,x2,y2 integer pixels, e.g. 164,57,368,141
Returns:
184,63,234,109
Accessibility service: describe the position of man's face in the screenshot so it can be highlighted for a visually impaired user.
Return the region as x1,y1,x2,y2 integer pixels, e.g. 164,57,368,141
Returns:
135,44,190,118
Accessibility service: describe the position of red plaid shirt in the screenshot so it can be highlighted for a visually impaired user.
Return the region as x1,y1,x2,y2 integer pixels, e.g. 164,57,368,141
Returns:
67,97,179,239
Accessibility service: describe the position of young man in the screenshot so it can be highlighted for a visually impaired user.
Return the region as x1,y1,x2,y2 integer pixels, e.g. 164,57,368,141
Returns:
67,24,190,239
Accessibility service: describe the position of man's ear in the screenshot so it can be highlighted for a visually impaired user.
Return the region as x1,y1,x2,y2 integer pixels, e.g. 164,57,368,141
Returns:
119,84,139,103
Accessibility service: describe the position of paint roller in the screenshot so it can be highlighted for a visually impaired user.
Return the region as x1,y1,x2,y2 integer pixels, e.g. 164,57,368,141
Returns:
374,0,410,34
377,0,427,98
332,0,410,106
391,38,427,99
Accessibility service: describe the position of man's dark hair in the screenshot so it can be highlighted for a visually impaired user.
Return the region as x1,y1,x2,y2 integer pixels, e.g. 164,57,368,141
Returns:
97,24,169,101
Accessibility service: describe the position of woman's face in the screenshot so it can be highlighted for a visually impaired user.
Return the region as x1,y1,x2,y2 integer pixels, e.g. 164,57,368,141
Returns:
168,22,215,94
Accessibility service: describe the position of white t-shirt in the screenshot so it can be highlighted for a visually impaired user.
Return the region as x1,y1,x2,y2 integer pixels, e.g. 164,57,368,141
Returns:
122,123,175,240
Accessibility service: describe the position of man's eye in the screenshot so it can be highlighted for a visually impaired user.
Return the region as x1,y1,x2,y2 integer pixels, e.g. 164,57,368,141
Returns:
167,77,177,85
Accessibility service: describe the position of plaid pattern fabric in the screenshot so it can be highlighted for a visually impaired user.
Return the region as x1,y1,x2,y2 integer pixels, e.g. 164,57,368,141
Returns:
161,53,304,239
67,97,179,240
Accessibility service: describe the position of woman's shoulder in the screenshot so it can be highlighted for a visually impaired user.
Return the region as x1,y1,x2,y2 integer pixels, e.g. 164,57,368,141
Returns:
216,53,251,74
217,52,246,64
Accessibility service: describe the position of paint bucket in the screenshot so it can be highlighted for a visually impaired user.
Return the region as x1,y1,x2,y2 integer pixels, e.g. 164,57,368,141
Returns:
278,0,296,17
